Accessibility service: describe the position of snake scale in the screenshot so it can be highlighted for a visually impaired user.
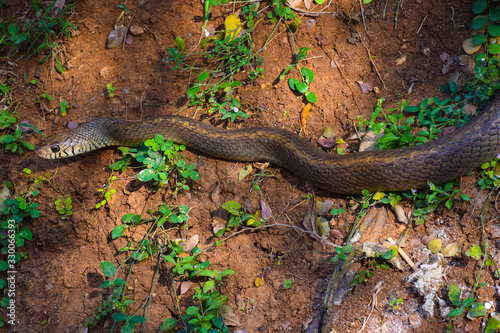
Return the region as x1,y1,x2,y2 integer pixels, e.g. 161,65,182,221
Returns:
35,96,500,194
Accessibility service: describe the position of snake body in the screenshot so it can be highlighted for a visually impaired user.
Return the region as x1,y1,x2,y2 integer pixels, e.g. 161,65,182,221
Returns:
35,96,500,194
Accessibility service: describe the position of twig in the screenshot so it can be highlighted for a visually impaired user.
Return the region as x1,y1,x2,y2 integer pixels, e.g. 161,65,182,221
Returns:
416,13,428,35
383,0,389,18
387,237,415,267
358,0,368,33
356,281,384,333
360,37,387,89
122,11,136,51
451,6,456,28
332,58,362,114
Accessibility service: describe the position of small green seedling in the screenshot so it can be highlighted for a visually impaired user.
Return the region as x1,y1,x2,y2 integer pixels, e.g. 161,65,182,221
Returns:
55,195,73,217
107,83,117,98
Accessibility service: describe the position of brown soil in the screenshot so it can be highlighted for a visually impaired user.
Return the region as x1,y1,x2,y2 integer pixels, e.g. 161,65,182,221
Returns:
1,0,498,332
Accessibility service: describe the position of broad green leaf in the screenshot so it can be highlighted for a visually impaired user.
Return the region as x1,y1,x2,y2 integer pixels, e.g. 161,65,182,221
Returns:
468,302,487,317
488,43,500,55
174,35,185,51
296,47,310,61
473,33,486,45
472,16,487,30
466,244,482,260
138,169,155,181
381,246,398,259
489,8,500,21
160,318,177,331
472,0,487,14
447,307,464,317
305,91,317,103
111,224,126,239
448,283,461,307
301,68,314,84
101,261,117,277
489,25,500,37
198,71,209,82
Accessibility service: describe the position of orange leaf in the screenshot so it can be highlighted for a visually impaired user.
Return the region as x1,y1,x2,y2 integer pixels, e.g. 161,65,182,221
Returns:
300,103,312,132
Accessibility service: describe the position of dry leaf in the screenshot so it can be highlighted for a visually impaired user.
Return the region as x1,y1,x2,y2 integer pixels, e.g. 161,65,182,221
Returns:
322,127,335,138
180,281,193,295
359,130,383,152
317,217,330,236
462,103,477,115
318,137,336,148
421,235,435,246
462,37,481,54
223,311,241,327
315,200,326,215
393,205,407,223
239,165,253,181
330,228,344,239
306,19,316,32
286,0,302,8
395,54,407,66
211,182,220,203
261,200,272,220
107,26,127,48
213,224,225,235
357,81,373,93
442,243,461,257
183,235,199,252
236,294,245,311
428,238,442,254
440,52,450,63
304,0,312,10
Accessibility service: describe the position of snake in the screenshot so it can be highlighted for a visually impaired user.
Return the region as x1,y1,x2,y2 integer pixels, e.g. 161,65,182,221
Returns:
35,96,500,195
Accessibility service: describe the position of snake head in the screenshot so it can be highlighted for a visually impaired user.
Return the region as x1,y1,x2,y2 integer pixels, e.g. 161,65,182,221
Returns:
35,130,80,159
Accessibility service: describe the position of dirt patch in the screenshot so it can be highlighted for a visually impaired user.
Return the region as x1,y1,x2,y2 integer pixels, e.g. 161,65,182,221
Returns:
1,0,498,332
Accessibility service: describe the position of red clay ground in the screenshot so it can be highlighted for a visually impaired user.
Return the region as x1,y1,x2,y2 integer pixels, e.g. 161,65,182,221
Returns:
1,0,499,332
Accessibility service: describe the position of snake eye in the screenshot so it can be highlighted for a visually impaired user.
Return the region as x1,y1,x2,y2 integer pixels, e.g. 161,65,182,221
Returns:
50,145,60,153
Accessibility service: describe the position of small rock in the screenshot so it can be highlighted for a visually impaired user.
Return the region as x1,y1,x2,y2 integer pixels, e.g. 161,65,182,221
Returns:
129,25,145,36
99,66,109,78
491,225,500,238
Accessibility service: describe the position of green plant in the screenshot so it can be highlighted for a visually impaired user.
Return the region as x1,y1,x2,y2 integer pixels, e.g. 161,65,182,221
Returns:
95,174,117,209
84,261,145,332
0,184,40,272
402,181,470,224
388,295,404,309
330,244,353,262
54,195,72,217
0,0,76,67
217,200,264,237
0,109,36,154
58,100,72,116
288,67,317,104
107,83,117,97
468,0,500,55
109,135,200,193
350,269,374,287
478,155,500,190
166,3,268,122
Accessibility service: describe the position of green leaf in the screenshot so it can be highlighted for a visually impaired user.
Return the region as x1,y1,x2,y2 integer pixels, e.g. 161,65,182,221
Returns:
198,72,209,82
473,33,486,45
484,315,500,333
160,318,177,331
112,313,127,322
381,246,398,259
0,261,8,271
466,244,482,260
468,302,487,317
101,261,117,277
187,86,199,98
301,68,314,84
111,224,127,239
138,169,155,181
489,8,500,21
186,306,199,316
296,47,310,61
305,91,317,103
488,43,500,55
472,16,487,30
448,284,461,307
113,278,126,286
462,297,476,308
472,0,488,14
288,78,308,93
19,227,32,240
174,35,185,51
221,201,241,216
283,279,292,289
203,280,215,293
447,307,464,317
129,315,147,324
489,25,500,37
